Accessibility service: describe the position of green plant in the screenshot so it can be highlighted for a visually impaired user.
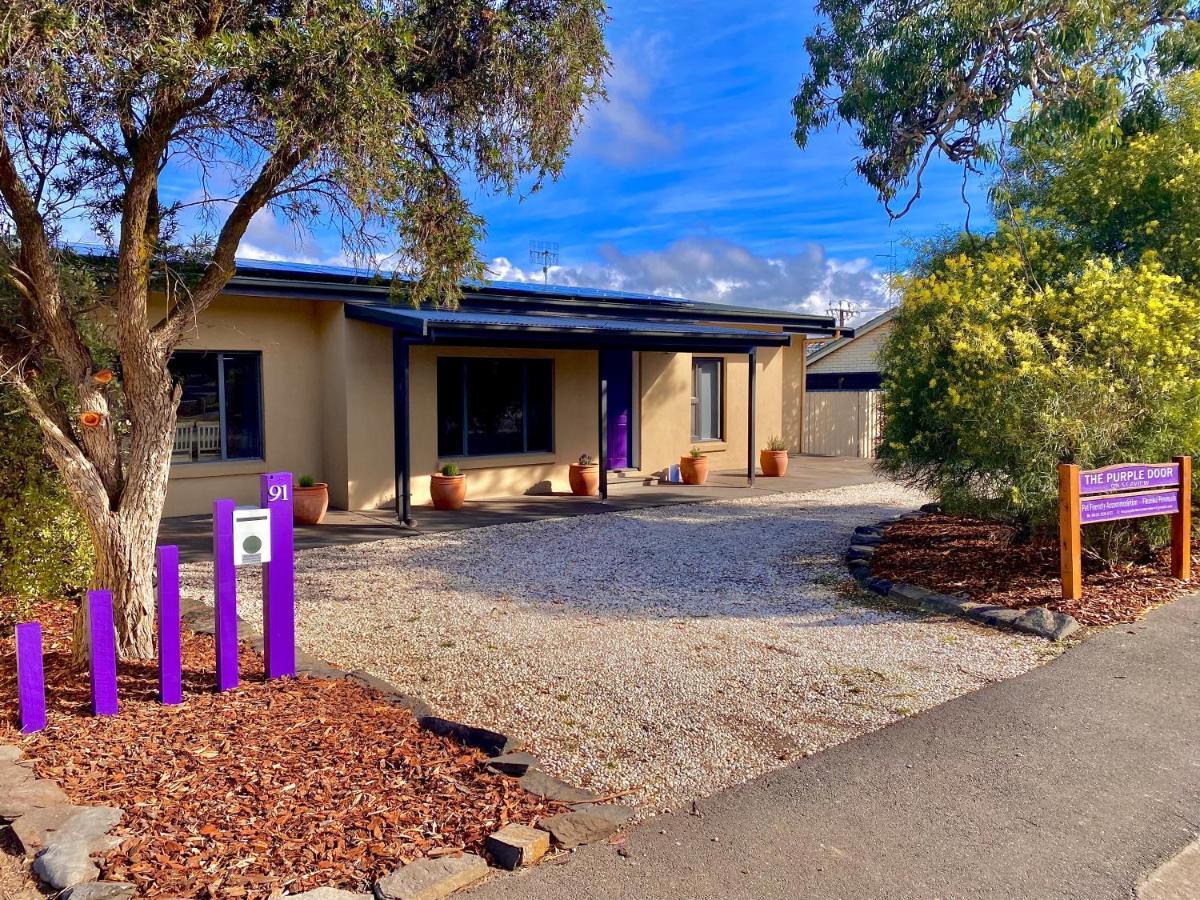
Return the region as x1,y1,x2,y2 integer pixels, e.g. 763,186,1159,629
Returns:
577,453,595,466
0,386,92,631
766,435,787,452
439,463,461,477
297,474,316,489
689,447,704,458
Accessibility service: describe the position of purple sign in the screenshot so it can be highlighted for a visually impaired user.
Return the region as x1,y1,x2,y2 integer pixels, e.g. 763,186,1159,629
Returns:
157,545,183,705
213,498,239,692
1080,489,1180,525
1079,463,1180,496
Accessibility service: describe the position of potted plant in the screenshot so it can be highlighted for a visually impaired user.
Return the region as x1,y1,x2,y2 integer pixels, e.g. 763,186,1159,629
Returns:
293,474,329,525
431,463,467,510
679,447,710,485
568,453,600,496
760,435,790,477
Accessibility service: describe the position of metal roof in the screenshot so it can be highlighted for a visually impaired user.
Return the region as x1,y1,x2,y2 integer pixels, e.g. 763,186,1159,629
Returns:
346,304,792,352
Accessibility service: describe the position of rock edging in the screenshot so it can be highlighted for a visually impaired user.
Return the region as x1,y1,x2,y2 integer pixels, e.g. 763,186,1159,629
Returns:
845,506,1083,643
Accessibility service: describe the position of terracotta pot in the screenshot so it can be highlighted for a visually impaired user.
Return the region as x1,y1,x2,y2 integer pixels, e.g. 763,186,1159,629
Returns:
430,473,467,510
293,483,329,525
569,463,600,496
760,450,789,477
679,454,710,485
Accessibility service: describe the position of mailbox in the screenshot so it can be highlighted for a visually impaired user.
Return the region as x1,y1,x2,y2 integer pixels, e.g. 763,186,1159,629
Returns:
232,507,272,566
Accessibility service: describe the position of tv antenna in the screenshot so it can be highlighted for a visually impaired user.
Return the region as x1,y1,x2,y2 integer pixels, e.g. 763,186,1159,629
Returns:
826,300,858,328
529,240,559,284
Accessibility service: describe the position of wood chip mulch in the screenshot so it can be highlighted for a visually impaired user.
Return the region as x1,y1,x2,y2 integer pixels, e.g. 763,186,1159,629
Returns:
869,515,1197,627
0,600,563,898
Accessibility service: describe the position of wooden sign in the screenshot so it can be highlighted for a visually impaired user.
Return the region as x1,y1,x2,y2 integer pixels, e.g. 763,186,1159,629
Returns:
1059,457,1192,600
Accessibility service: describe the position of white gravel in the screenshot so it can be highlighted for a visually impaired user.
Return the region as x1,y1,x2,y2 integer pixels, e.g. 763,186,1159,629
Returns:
180,482,1058,811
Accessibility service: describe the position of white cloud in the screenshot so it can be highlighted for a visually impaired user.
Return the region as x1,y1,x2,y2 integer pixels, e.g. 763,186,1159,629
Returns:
577,33,682,165
488,236,892,321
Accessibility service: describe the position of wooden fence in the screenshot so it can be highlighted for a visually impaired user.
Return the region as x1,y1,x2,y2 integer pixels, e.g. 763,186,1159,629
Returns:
802,390,884,459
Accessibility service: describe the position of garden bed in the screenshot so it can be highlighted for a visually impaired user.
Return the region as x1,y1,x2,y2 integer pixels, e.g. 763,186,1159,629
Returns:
869,515,1196,626
0,600,562,898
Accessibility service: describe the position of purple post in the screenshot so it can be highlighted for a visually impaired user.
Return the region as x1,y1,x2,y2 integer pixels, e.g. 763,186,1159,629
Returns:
213,498,239,692
15,622,46,734
88,590,119,716
157,545,182,705
260,472,296,679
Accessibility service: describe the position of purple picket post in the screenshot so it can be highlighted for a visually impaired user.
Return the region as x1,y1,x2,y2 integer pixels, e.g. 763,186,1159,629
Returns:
15,622,46,734
88,590,119,716
260,472,296,679
213,498,239,692
157,545,182,705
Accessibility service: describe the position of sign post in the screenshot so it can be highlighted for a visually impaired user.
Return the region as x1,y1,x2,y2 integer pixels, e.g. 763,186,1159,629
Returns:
1059,457,1193,600
157,545,183,705
88,589,119,716
15,622,46,734
213,498,239,692
260,472,296,679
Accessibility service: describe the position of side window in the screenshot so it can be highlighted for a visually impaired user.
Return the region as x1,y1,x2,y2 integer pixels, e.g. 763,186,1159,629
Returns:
691,357,723,441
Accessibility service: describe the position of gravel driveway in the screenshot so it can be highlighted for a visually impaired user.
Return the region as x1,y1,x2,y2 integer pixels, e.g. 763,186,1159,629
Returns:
180,482,1056,811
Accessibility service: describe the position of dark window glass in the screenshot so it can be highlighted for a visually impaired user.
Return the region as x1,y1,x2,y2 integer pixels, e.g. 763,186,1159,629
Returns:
437,358,553,457
691,358,723,441
169,351,264,462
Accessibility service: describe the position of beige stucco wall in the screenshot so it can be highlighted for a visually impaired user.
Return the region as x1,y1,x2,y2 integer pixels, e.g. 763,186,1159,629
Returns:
161,293,327,517
160,294,806,516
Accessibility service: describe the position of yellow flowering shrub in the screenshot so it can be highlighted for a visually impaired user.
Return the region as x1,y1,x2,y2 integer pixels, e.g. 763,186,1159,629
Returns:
878,242,1200,535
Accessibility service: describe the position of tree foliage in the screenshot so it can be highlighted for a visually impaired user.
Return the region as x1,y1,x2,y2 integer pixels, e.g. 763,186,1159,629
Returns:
0,0,607,658
794,0,1200,216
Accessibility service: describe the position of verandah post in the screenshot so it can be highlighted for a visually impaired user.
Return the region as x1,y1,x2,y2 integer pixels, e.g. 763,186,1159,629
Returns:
747,347,757,487
157,545,182,705
213,497,239,691
1058,463,1083,601
15,622,46,734
1171,455,1192,582
598,351,608,501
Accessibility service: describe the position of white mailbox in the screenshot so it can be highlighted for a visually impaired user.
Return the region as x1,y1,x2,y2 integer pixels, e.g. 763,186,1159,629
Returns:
232,507,272,566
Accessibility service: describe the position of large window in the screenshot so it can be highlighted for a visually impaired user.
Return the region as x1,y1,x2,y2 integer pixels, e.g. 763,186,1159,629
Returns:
437,358,553,457
170,351,263,463
691,357,723,442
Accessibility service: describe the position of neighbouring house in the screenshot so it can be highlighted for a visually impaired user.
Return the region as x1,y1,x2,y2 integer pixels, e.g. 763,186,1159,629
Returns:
802,307,896,459
155,257,846,518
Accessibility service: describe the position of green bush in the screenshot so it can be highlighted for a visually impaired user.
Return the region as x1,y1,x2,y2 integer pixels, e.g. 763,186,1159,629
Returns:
878,235,1200,549
0,386,92,629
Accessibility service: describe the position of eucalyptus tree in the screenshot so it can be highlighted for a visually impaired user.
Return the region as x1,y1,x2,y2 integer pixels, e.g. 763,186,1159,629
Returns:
793,1,1200,217
0,0,607,659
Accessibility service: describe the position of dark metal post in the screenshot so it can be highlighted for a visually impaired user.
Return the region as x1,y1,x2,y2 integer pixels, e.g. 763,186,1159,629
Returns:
392,332,414,525
598,352,608,501
747,347,757,487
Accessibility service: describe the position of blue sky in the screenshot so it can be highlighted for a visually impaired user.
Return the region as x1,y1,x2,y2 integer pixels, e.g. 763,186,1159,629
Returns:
238,1,992,320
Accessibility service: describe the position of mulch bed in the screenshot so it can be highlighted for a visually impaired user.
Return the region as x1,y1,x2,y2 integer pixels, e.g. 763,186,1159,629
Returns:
0,600,562,898
869,515,1197,626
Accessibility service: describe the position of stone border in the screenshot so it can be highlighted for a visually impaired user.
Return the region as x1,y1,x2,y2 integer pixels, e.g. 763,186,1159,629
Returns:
845,504,1082,642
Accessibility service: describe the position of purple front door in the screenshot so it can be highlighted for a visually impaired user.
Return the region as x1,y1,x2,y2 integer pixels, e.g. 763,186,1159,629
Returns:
601,350,633,470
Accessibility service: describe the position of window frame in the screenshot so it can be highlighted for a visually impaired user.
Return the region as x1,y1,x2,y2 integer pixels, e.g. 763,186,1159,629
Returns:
437,356,555,459
690,356,724,442
170,349,265,464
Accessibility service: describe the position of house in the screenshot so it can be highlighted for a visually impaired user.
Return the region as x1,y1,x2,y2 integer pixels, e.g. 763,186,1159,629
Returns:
159,258,846,518
802,307,895,459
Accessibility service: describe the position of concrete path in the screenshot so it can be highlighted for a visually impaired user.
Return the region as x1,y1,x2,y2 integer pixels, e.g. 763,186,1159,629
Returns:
471,593,1200,900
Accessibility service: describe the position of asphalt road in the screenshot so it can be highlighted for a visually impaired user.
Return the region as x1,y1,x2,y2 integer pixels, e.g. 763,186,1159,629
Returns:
470,593,1200,899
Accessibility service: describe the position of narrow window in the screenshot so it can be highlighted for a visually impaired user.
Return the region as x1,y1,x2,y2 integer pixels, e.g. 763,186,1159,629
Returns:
170,351,264,463
691,357,723,441
437,358,554,457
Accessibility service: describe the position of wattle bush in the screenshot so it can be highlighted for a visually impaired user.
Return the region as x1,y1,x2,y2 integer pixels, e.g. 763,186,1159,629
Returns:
877,236,1200,545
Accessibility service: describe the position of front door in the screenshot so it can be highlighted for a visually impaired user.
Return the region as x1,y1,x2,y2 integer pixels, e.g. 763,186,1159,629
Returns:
600,349,633,470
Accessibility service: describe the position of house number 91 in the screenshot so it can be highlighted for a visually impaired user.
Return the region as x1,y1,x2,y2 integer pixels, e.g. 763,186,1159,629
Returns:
268,483,289,502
